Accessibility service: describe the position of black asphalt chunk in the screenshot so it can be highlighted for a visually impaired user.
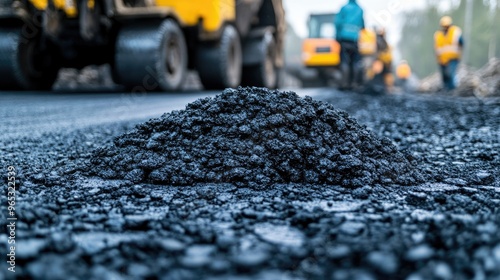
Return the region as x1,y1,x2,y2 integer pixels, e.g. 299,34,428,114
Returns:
89,87,423,188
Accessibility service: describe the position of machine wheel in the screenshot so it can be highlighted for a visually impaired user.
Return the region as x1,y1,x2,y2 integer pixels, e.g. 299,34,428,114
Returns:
241,33,278,89
197,25,242,90
113,19,187,92
0,28,60,90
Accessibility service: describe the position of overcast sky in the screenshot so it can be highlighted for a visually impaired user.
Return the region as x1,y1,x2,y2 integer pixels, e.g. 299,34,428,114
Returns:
284,0,432,44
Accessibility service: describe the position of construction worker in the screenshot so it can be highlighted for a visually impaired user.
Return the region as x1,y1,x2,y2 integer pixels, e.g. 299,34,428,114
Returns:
334,0,365,89
375,27,394,92
434,16,463,90
358,28,377,84
396,60,412,90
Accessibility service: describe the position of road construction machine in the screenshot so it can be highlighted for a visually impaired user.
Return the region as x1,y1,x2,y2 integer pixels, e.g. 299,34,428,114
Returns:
301,13,341,86
0,0,285,91
301,13,390,93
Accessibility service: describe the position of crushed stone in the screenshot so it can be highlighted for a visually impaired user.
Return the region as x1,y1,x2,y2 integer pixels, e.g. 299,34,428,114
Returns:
89,87,424,188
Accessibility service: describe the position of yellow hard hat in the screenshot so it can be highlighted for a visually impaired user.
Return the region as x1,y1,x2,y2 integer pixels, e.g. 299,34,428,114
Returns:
440,16,453,27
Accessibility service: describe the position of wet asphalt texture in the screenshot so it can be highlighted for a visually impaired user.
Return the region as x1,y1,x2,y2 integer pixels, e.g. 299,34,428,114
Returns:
0,88,499,280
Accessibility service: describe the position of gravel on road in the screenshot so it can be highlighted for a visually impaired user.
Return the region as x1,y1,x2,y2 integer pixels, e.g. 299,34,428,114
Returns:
0,88,499,280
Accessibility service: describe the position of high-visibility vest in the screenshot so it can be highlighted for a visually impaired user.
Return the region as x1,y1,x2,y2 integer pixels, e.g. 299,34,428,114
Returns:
396,63,412,79
378,46,392,65
434,25,462,65
358,29,377,56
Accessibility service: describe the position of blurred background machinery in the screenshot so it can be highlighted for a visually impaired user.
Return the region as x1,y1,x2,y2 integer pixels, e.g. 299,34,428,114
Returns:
295,12,393,93
0,0,285,91
299,13,341,87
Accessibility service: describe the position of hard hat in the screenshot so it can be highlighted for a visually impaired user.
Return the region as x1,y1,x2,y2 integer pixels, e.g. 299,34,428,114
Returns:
440,16,453,27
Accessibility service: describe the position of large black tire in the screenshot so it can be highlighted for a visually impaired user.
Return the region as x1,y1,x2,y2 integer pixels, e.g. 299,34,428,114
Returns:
197,25,242,90
113,19,187,92
0,28,60,90
241,33,279,89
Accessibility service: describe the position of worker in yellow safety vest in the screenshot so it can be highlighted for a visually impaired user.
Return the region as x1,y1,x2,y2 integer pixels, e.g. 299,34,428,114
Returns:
434,16,463,90
396,60,412,90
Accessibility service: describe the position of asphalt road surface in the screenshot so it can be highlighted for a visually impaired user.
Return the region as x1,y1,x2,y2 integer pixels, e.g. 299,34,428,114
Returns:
0,88,499,280
1,89,326,139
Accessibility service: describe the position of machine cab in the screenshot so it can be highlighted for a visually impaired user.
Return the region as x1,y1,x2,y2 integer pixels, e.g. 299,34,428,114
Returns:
302,13,341,67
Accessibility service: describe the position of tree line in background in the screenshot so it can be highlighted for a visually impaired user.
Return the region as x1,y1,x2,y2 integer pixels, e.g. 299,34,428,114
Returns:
399,0,500,78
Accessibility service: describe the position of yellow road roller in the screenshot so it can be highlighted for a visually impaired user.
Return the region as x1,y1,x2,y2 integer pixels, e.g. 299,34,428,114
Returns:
0,0,284,91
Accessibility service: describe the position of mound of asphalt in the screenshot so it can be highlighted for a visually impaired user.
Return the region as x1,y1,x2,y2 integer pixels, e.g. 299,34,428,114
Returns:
89,87,423,187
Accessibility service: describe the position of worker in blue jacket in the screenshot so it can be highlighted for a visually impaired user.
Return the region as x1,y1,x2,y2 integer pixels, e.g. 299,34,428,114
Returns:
335,0,365,89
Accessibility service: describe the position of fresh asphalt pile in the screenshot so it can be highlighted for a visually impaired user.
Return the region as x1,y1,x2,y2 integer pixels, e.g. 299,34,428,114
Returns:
1,89,499,280
89,87,423,188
